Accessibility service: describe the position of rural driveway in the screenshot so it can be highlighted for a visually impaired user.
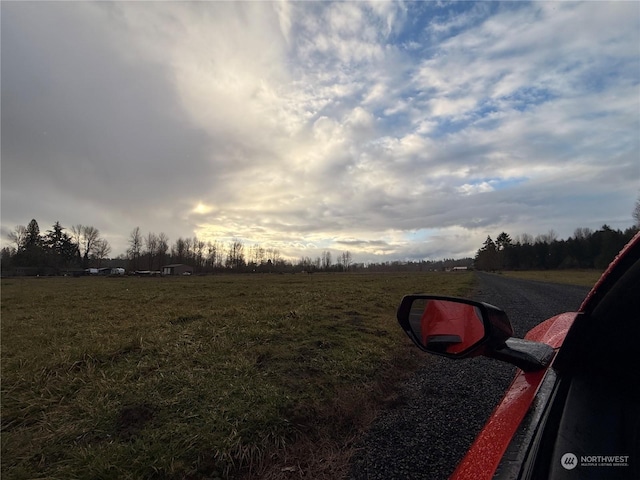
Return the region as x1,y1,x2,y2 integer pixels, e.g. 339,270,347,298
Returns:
348,272,591,480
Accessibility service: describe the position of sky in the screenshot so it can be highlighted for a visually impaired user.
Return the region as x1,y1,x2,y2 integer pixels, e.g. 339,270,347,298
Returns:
2,1,639,264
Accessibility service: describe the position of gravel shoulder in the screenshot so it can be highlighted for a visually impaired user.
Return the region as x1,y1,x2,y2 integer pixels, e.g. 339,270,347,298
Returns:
348,272,591,480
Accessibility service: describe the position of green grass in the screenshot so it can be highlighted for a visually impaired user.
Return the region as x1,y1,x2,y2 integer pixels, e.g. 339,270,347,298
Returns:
499,269,603,287
1,272,474,479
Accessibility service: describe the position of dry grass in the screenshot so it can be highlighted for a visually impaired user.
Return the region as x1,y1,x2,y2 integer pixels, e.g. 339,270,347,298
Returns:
499,269,603,287
1,272,474,479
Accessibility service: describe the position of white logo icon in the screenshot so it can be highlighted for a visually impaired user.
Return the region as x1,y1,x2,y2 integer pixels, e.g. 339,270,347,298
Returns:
561,453,578,470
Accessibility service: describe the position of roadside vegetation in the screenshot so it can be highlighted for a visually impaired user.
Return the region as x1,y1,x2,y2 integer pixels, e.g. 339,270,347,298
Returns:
474,225,637,272
498,269,604,288
1,271,474,479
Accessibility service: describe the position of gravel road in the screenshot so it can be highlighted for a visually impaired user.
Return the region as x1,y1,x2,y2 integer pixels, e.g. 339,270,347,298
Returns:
348,272,591,480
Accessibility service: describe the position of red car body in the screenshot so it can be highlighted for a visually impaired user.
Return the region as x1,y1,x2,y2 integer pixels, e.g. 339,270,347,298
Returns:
397,231,640,479
451,232,640,479
452,312,576,479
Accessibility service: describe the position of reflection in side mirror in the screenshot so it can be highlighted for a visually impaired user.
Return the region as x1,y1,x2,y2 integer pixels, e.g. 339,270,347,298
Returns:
397,295,513,358
408,299,485,354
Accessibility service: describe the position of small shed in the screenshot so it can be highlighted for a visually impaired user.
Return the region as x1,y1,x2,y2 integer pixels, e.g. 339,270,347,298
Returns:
161,264,194,276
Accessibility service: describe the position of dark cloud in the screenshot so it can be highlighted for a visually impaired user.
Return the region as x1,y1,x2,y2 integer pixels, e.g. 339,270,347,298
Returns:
1,2,213,236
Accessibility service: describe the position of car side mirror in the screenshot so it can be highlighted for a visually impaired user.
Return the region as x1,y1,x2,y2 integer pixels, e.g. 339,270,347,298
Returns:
397,295,514,358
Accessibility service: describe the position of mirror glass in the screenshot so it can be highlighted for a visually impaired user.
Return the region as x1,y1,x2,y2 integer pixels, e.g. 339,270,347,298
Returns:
407,299,486,354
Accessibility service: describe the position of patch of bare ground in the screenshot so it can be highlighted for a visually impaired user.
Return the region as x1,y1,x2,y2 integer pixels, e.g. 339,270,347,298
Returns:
238,347,423,480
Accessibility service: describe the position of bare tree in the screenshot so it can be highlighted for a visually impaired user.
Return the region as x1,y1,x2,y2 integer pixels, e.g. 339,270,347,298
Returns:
266,247,282,267
248,244,265,267
83,226,99,257
634,196,640,228
536,229,558,245
518,233,534,245
226,239,245,270
206,240,223,270
573,227,593,240
183,237,193,265
157,232,169,268
70,224,83,258
194,238,205,271
8,225,27,251
172,237,187,263
341,251,352,271
321,250,332,270
91,238,111,267
144,232,158,270
71,224,100,268
299,256,313,271
128,227,143,271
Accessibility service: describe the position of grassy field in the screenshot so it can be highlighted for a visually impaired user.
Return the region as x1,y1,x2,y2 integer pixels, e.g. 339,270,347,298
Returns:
1,272,474,480
498,269,603,287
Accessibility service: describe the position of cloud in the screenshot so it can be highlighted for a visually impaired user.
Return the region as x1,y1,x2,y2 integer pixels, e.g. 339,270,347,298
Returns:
2,1,638,263
2,3,213,235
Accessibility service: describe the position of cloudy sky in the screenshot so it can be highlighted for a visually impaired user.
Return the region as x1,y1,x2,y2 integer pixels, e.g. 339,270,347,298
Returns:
2,1,639,263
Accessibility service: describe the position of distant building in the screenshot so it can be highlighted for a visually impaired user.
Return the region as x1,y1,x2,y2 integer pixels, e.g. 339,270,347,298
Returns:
161,264,194,276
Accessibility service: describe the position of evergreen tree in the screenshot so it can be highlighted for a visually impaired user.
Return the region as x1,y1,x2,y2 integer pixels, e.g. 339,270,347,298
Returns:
475,236,499,271
18,219,45,267
44,221,79,269
25,219,42,249
495,232,512,250
495,232,514,269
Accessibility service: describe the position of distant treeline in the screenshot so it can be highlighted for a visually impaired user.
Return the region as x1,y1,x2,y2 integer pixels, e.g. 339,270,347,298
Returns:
1,219,357,275
1,219,474,276
474,225,639,271
2,218,638,276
